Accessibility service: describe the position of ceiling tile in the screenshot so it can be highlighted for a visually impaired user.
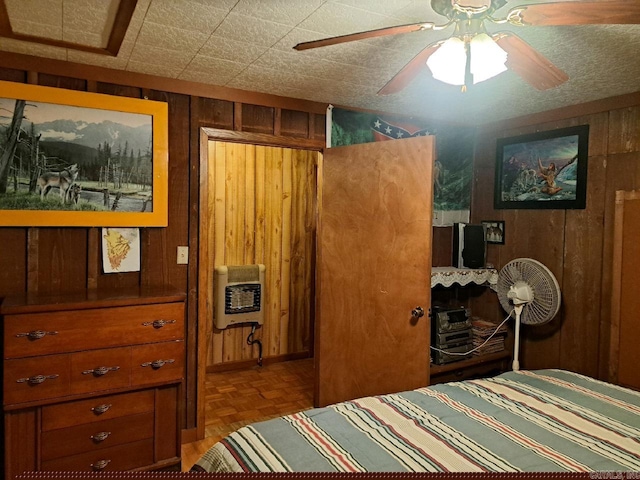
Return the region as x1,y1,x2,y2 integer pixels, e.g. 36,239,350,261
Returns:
9,20,63,40
212,12,293,47
5,0,62,27
189,0,238,12
127,59,184,78
2,0,640,125
330,0,417,17
67,44,132,69
297,2,397,36
62,0,116,33
231,0,326,26
63,30,103,48
145,0,228,35
179,56,247,85
128,43,194,69
199,36,268,64
136,21,209,53
0,36,67,59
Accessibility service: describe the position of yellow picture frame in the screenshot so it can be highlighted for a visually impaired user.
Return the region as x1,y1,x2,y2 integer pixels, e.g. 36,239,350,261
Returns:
0,80,168,227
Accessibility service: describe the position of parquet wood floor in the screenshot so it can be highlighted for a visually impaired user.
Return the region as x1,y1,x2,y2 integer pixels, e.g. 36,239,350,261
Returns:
181,357,314,471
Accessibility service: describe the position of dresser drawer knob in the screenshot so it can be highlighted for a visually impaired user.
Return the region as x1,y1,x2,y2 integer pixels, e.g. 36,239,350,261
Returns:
90,431,111,443
16,330,58,340
91,403,112,415
82,366,120,376
91,459,111,470
17,374,59,385
142,319,176,329
141,358,175,369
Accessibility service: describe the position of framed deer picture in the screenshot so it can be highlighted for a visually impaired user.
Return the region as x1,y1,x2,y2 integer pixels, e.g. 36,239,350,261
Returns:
0,81,168,227
494,125,589,210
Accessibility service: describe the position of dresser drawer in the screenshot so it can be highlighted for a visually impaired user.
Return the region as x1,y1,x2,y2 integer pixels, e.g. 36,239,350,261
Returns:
42,389,154,431
4,302,184,359
4,354,70,405
41,438,154,471
41,412,154,461
132,341,184,386
69,346,132,395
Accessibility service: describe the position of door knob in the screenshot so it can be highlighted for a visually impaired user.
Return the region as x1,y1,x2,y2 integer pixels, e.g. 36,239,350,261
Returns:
411,306,425,319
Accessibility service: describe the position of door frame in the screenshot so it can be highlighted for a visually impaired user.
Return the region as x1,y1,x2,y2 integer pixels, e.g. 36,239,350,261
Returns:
195,127,323,439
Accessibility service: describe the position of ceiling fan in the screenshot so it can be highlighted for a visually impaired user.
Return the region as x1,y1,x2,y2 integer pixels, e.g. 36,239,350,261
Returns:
293,0,640,93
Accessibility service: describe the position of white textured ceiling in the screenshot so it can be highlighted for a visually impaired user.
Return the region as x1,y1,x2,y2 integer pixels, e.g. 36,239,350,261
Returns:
1,0,639,125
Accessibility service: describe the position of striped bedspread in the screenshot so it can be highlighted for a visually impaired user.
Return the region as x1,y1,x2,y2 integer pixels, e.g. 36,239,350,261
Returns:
193,369,640,473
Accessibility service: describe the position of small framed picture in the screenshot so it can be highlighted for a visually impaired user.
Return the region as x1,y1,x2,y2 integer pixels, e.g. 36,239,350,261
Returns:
482,220,505,245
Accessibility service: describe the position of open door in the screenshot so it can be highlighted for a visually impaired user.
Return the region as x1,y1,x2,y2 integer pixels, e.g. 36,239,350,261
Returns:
315,135,434,407
610,190,640,390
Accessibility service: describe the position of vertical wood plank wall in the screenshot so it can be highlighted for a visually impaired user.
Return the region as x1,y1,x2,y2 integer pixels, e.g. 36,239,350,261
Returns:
205,142,317,367
0,60,326,431
471,97,640,380
2,52,640,432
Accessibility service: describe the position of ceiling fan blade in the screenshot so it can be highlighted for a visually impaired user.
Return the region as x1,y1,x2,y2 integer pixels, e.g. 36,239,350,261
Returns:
494,32,569,90
377,42,442,95
506,1,640,26
293,22,434,50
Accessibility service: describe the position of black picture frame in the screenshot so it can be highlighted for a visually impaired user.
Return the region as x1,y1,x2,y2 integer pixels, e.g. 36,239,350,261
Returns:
482,220,505,245
494,125,589,209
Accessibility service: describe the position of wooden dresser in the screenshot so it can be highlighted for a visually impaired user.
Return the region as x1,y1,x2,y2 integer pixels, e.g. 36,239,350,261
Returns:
1,287,185,479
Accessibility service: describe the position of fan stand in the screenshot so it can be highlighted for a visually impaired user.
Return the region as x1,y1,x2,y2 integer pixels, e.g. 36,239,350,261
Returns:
512,304,523,371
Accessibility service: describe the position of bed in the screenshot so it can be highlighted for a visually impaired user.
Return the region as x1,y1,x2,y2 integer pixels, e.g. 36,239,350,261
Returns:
192,369,640,473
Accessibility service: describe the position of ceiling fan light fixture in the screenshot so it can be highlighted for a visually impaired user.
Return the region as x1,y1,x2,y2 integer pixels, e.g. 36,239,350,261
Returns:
469,32,508,83
426,32,508,87
426,37,467,85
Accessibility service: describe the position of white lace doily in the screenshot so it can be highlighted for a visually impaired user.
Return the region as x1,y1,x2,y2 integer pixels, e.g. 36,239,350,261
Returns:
431,267,498,290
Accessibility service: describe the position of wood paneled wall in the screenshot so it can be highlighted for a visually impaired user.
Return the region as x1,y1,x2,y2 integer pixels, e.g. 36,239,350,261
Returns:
204,141,317,367
471,96,640,380
0,56,326,432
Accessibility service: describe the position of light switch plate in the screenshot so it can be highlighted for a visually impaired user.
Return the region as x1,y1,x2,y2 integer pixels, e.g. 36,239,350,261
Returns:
177,246,188,264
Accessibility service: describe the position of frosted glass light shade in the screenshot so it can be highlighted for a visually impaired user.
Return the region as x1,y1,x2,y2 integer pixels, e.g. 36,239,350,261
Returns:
426,33,508,86
469,33,508,83
426,37,467,86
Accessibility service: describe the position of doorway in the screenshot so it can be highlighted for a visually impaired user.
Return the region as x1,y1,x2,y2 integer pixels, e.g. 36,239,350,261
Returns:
196,128,322,438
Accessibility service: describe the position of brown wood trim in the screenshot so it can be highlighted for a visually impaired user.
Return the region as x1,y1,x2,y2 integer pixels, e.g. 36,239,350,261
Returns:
201,127,325,150
196,128,211,441
0,0,136,56
233,102,243,131
105,0,138,55
26,228,38,293
0,52,329,114
206,351,311,373
274,108,282,136
26,70,37,85
0,285,185,314
87,228,99,290
185,97,202,433
609,191,624,383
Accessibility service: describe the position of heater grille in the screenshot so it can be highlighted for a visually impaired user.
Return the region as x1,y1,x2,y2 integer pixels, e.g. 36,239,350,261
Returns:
214,264,265,329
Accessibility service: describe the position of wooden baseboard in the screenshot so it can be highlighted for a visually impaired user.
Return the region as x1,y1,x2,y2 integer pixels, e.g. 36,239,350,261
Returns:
206,351,311,373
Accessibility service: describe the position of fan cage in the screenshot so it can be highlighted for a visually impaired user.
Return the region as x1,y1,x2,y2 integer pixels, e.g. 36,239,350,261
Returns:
497,258,561,325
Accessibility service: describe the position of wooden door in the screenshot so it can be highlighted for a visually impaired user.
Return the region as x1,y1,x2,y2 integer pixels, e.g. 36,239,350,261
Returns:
315,136,434,407
610,190,640,389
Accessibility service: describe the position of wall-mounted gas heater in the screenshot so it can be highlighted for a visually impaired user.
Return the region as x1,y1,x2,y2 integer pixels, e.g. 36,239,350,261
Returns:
213,264,265,329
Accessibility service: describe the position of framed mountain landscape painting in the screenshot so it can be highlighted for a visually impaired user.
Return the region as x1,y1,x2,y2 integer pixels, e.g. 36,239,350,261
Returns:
0,80,168,226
